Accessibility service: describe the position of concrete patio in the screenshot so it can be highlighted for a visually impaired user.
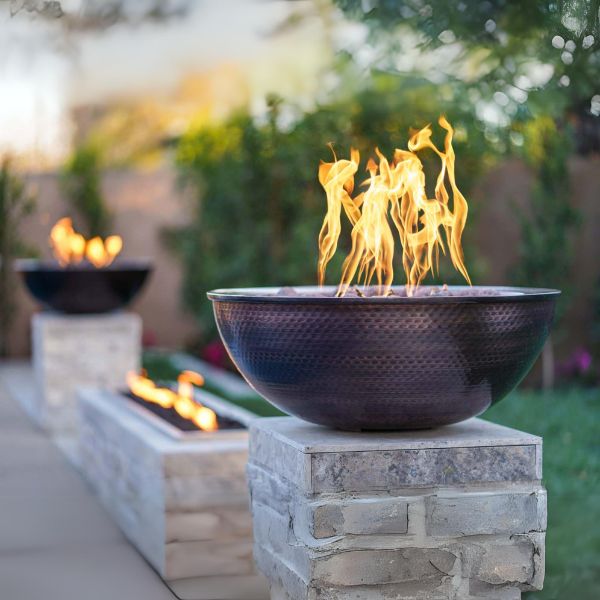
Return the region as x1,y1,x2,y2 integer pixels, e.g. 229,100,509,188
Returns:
0,363,267,600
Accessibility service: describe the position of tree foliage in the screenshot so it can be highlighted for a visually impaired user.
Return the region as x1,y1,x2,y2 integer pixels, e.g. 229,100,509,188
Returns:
334,0,599,328
174,79,495,336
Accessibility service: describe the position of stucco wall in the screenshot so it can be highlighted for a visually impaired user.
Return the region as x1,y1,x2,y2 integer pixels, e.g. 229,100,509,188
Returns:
475,156,600,356
8,167,199,356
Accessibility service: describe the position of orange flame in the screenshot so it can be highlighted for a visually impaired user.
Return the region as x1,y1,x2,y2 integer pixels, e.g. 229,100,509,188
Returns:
318,117,471,296
49,217,123,268
126,369,218,432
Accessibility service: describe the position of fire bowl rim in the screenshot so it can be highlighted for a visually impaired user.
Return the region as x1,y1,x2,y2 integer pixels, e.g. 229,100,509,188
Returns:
14,257,154,272
208,285,561,305
15,257,153,314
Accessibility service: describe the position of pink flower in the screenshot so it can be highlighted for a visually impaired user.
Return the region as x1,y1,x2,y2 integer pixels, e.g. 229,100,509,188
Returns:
202,339,229,369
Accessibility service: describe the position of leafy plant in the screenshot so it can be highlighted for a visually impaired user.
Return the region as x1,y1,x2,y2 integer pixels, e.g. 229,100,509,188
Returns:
515,116,579,293
61,143,111,236
172,78,495,338
0,157,36,356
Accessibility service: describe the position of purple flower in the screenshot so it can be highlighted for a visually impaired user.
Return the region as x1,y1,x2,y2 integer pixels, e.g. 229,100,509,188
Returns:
573,348,592,373
556,347,592,380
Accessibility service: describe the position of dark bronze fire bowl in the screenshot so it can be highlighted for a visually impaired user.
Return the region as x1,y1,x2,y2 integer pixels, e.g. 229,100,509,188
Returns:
16,259,152,314
208,286,560,431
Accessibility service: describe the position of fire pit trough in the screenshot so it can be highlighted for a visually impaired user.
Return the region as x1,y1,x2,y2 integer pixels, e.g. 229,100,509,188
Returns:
77,382,268,591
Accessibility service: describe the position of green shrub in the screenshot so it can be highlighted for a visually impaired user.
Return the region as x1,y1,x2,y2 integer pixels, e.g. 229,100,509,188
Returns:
173,79,493,337
0,157,36,356
61,143,111,237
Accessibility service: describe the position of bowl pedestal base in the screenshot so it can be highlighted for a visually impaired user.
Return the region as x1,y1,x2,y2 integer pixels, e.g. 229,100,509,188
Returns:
29,312,141,435
247,416,546,600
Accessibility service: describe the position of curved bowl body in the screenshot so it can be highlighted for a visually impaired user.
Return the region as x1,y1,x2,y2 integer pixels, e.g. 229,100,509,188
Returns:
208,286,559,430
16,259,152,314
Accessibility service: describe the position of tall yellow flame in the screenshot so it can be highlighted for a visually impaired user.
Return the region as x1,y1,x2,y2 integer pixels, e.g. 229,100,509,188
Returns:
318,117,471,296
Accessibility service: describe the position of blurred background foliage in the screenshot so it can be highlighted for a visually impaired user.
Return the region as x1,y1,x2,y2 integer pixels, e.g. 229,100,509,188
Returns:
0,158,36,357
61,143,112,237
172,76,494,332
171,0,599,346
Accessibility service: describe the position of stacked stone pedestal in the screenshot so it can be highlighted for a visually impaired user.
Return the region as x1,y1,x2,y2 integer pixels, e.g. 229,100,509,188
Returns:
31,312,141,434
248,417,546,600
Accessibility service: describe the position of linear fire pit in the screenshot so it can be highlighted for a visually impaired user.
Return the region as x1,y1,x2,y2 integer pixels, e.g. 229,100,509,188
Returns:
77,384,268,592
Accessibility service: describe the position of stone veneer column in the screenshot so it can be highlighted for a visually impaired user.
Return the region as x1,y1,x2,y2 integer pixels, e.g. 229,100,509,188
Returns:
31,312,141,433
247,417,546,600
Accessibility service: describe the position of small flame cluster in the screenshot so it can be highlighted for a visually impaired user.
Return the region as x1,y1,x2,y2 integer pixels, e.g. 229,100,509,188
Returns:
318,116,471,296
50,217,123,268
127,369,218,432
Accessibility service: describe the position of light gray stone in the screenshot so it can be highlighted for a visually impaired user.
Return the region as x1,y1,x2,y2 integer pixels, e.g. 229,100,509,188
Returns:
426,490,547,537
250,417,542,453
310,445,539,493
32,312,141,434
467,536,537,586
256,544,457,600
246,463,293,517
310,497,409,538
312,547,456,587
78,387,259,582
247,416,546,600
165,539,255,580
250,417,542,494
165,508,252,543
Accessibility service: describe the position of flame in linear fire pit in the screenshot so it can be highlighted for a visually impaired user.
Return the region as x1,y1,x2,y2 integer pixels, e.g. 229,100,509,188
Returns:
318,116,471,296
126,369,218,432
50,217,123,268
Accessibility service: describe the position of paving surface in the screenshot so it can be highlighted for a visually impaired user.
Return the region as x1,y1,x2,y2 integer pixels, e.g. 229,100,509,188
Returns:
0,362,269,600
0,363,176,600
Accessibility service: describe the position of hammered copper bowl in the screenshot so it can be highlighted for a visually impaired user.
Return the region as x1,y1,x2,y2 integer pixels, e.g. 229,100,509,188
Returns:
208,286,559,431
16,258,152,314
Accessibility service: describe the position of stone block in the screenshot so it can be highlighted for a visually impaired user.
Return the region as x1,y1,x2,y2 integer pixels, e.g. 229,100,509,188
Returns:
31,312,141,434
77,387,264,585
426,489,547,537
310,497,409,538
165,539,255,580
247,416,546,600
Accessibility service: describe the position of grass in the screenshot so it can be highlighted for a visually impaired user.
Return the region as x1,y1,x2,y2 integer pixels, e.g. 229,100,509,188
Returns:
143,350,599,597
483,387,599,599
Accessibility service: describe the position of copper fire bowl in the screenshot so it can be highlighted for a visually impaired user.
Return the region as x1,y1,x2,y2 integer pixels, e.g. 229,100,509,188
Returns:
208,286,559,431
16,258,152,314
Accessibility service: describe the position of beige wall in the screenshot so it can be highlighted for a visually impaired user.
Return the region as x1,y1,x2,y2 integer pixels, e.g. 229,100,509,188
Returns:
475,156,600,355
9,167,199,356
7,157,600,358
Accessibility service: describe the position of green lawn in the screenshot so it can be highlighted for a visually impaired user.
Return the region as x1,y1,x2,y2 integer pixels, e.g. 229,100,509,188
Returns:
143,351,599,597
484,387,599,599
